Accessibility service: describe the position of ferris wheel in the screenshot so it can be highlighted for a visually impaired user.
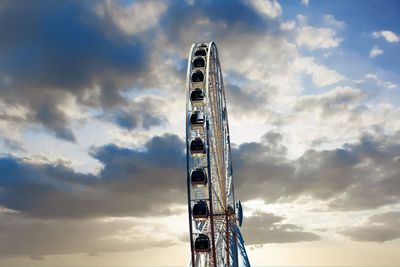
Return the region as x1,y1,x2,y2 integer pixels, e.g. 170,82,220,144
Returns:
185,42,251,267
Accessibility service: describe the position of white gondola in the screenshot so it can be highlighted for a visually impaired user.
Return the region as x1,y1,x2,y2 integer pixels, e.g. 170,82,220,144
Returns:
190,111,204,129
190,88,204,106
194,234,211,253
191,70,204,83
192,201,209,220
193,57,206,68
191,168,207,186
190,137,205,155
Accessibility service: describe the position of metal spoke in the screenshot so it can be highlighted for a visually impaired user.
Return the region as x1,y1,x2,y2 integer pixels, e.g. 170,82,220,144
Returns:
186,42,251,267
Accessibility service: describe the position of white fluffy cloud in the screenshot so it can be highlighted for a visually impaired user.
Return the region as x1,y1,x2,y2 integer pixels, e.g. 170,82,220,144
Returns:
296,26,342,49
362,73,398,89
369,45,384,58
323,14,345,29
293,57,344,87
280,20,296,30
245,0,282,19
371,30,400,43
301,0,309,7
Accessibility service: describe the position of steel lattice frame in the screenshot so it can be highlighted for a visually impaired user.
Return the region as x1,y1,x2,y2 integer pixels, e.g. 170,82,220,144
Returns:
186,42,251,267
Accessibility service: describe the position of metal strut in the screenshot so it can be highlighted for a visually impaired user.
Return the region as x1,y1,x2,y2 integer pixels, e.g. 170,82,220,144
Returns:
186,42,251,267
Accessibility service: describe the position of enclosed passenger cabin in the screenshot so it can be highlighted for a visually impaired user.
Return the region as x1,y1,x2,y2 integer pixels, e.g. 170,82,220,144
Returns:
193,57,205,68
194,234,210,253
194,48,207,57
192,201,209,219
190,111,204,129
191,70,204,83
191,168,207,186
190,138,205,155
190,88,204,104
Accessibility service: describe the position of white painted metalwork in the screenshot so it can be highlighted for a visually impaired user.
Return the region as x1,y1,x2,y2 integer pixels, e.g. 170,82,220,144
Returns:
186,42,251,267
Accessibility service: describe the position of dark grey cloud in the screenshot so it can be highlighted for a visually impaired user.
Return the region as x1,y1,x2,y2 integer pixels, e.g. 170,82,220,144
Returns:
0,0,146,95
30,255,45,261
233,131,400,210
0,211,175,257
1,130,399,220
0,134,185,218
0,0,287,141
178,210,319,245
232,134,295,202
0,132,182,257
1,138,26,152
340,211,400,242
156,0,285,75
87,251,98,257
294,86,365,120
160,0,275,47
225,80,268,117
148,0,289,123
103,97,166,130
0,130,399,258
242,211,320,245
34,95,76,141
0,0,152,141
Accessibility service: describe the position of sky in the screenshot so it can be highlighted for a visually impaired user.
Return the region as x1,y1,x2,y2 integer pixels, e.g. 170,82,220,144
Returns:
0,0,400,266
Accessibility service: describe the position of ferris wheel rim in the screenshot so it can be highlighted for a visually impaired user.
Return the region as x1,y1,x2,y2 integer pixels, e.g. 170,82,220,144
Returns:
186,41,235,265
185,42,250,267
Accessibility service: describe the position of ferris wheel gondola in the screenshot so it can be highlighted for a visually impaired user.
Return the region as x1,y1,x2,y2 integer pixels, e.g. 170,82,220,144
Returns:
185,42,251,267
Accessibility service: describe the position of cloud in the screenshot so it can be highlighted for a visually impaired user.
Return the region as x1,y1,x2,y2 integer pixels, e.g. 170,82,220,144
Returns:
341,212,400,242
158,0,281,51
0,134,185,218
87,251,98,257
102,96,166,130
0,1,399,264
323,14,345,29
293,57,344,87
0,0,299,143
0,131,399,256
242,211,320,245
280,20,296,30
284,82,400,151
360,73,398,90
0,0,287,142
0,211,175,257
301,0,309,6
294,86,365,116
0,0,152,141
0,0,296,217
244,0,282,19
296,25,342,50
371,30,400,43
1,138,26,152
145,0,303,124
30,255,45,261
224,80,268,117
1,125,400,222
95,0,167,35
370,46,384,58
233,130,400,210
